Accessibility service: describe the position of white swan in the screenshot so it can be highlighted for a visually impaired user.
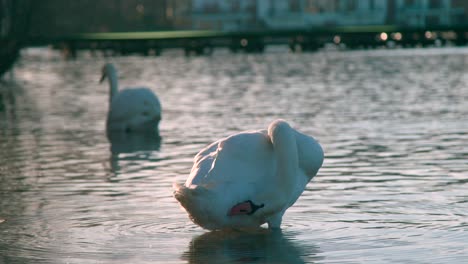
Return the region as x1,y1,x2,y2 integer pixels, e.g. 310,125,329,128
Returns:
100,63,162,136
174,120,324,230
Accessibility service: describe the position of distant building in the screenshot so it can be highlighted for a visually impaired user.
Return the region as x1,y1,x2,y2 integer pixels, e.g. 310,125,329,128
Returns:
191,0,260,30
20,0,468,37
191,0,388,30
166,0,193,29
393,0,464,27
259,0,388,29
191,0,468,31
453,0,468,23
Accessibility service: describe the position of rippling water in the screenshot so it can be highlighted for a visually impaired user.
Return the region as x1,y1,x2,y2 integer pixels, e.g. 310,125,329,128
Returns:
1,47,467,263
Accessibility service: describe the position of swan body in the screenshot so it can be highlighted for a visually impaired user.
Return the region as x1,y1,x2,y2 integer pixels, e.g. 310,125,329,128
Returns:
174,120,324,230
100,63,161,135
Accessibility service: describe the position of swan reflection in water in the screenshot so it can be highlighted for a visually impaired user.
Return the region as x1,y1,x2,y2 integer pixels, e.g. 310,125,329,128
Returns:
107,131,161,175
108,131,161,155
182,229,322,264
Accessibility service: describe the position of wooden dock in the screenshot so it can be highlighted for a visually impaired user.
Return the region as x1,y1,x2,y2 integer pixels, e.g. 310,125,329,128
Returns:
22,24,468,58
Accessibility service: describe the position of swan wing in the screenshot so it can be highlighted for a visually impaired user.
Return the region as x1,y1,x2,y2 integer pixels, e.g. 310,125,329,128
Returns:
187,130,275,189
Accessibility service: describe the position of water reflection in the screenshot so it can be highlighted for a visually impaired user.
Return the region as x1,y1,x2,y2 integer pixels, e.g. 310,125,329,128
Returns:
0,80,19,133
108,132,161,175
108,132,161,155
182,229,322,264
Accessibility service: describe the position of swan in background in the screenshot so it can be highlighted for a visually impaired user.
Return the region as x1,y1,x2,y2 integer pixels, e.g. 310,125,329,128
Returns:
100,63,162,136
174,119,324,230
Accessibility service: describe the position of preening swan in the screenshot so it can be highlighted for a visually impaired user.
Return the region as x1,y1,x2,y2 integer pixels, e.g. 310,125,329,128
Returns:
100,63,162,136
174,120,324,230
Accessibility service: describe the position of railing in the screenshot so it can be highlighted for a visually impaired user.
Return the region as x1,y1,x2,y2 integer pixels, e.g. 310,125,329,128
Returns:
18,24,468,58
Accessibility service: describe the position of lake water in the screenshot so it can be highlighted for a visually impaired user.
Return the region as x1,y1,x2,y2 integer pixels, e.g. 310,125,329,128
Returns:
1,47,467,263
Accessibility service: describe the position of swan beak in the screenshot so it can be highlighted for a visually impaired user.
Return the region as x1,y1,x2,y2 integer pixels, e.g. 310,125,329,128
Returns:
228,200,264,216
228,202,252,216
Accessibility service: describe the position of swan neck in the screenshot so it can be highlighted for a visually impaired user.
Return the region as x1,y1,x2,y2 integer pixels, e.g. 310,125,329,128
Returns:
268,121,299,197
106,68,119,103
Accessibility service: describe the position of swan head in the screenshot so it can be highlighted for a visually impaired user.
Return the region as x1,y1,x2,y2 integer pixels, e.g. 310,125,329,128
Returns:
99,63,116,83
174,183,271,230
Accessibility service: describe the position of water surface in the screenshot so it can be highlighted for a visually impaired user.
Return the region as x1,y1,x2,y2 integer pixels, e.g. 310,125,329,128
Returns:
1,47,467,263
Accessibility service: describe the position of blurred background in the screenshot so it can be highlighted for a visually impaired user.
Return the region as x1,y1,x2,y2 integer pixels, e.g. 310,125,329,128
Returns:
4,0,468,34
0,0,468,73
2,1,468,264
3,0,468,68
